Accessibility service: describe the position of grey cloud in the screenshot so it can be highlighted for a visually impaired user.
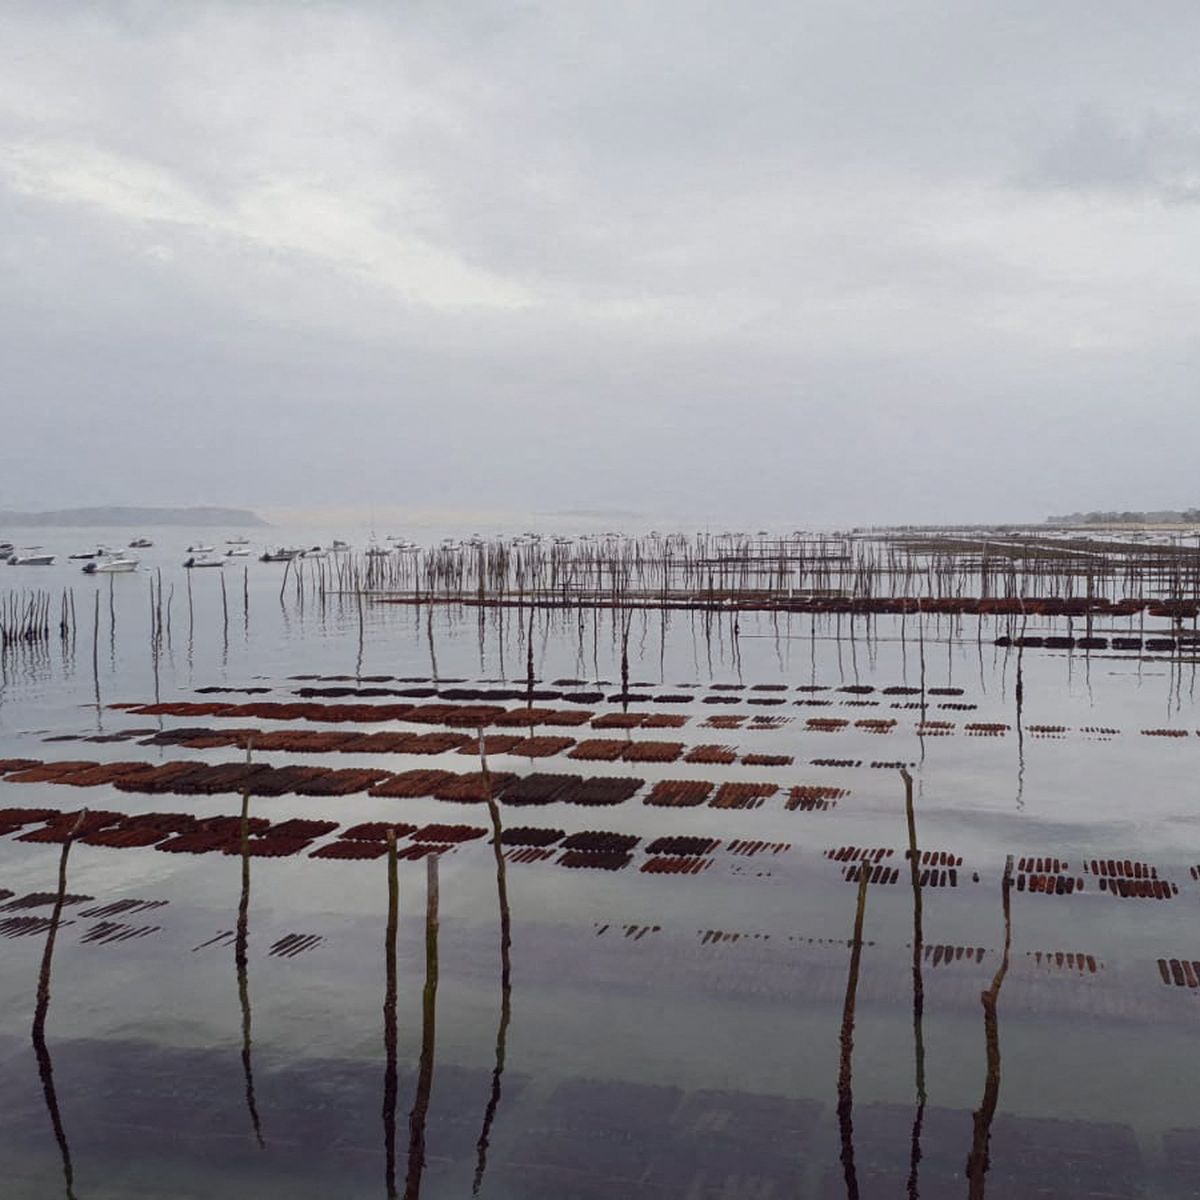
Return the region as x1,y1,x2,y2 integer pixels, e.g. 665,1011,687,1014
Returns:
1024,107,1200,202
2,1,1200,527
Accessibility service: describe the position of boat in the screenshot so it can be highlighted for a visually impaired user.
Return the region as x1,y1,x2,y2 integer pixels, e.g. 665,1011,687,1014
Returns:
225,547,250,557
9,553,55,566
329,540,350,553
225,537,249,545
183,556,225,569
69,551,98,560
365,545,391,557
259,548,300,563
129,537,153,549
83,555,139,574
186,544,215,554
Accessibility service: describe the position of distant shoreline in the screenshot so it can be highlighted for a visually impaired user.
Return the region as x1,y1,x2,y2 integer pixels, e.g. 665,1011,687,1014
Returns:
0,506,267,528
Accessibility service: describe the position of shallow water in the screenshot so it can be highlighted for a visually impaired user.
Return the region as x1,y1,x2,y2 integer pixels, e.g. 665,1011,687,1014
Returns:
0,530,1198,1197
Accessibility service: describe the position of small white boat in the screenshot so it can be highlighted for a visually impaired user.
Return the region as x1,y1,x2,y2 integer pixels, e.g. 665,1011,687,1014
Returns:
129,537,153,549
225,547,250,557
187,544,215,554
225,537,249,545
9,553,55,566
259,548,300,563
83,555,139,574
184,556,225,569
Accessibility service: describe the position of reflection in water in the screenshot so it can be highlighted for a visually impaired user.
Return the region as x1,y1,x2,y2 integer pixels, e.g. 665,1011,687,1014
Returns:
965,856,1014,1199
356,589,365,682
90,590,102,728
236,766,265,1149
32,811,87,1200
186,568,194,671
426,605,439,688
1015,634,1026,811
403,855,439,1200
901,768,926,1200
837,863,871,1200
108,573,116,670
473,735,513,1195
383,831,400,1198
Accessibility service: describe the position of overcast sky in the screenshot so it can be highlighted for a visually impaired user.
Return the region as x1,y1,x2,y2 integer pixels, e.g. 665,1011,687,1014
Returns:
1,1,1197,526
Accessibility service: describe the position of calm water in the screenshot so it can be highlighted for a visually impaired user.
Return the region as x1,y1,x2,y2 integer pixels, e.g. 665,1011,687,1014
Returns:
0,527,1198,1198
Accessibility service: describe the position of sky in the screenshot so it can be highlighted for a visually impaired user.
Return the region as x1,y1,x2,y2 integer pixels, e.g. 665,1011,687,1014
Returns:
1,0,1197,527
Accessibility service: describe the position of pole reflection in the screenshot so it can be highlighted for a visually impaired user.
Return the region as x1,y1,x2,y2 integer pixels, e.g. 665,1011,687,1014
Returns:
402,854,439,1200
32,810,87,1200
473,733,513,1195
965,856,1014,1198
236,759,265,1149
837,862,871,1200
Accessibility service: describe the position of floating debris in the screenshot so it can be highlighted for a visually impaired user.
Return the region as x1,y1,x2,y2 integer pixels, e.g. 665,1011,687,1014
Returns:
312,841,388,860
499,826,564,847
267,933,324,958
412,824,487,844
924,944,986,966
503,846,555,864
506,736,576,758
558,777,643,806
79,922,159,945
558,849,631,870
642,855,712,875
702,714,746,729
340,822,418,841
503,774,580,806
1157,959,1200,988
0,915,72,938
1027,950,1100,973
843,863,901,885
562,831,640,853
710,782,777,810
647,835,720,855
727,840,789,856
568,739,629,762
826,847,894,863
916,721,955,736
685,744,738,764
369,770,454,799
79,898,168,919
433,772,516,803
645,779,714,808
621,740,684,763
786,785,847,812
1016,873,1084,895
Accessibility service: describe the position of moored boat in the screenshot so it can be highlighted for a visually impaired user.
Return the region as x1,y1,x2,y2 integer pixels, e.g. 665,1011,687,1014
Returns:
184,556,225,569
83,555,139,574
9,553,55,566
